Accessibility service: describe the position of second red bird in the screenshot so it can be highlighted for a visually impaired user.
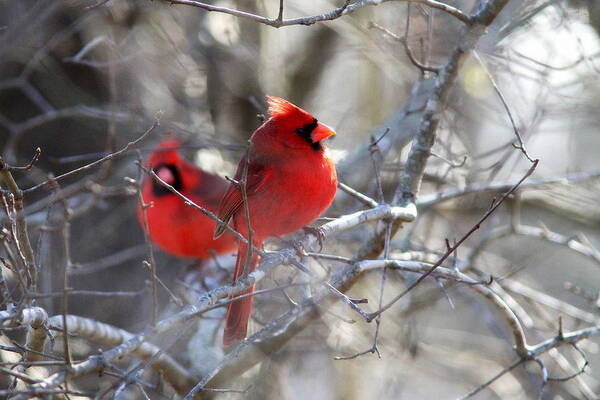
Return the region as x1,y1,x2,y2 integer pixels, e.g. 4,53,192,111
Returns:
138,138,236,260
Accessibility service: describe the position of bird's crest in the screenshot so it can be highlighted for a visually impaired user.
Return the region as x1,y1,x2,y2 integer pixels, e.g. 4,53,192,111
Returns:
267,96,311,120
157,137,182,151
147,137,183,168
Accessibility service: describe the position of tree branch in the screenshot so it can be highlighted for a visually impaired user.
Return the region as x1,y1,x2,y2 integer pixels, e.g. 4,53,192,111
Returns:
163,0,472,28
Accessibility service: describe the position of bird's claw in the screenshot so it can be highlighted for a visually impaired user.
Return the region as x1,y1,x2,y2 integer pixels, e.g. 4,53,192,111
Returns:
302,226,326,252
275,236,309,257
291,240,309,257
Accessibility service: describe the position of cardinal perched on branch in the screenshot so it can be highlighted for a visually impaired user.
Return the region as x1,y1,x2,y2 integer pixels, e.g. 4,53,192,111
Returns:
214,96,338,345
138,138,236,260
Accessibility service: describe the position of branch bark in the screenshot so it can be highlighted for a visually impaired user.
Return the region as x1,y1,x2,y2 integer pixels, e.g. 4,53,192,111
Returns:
164,0,472,28
1,308,195,396
357,0,518,260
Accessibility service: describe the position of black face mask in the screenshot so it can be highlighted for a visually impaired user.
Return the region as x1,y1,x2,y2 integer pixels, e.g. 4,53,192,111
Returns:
151,163,183,197
295,118,322,151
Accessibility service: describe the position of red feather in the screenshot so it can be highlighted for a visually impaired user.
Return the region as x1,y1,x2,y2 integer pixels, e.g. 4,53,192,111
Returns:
267,95,312,120
214,155,271,238
138,138,236,259
222,240,259,345
216,97,338,345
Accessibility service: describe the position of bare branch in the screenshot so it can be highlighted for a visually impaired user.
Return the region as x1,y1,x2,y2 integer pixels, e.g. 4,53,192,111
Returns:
23,118,160,194
473,51,535,162
418,170,600,207
0,157,37,288
163,0,472,27
367,160,538,332
338,182,379,208
1,308,195,396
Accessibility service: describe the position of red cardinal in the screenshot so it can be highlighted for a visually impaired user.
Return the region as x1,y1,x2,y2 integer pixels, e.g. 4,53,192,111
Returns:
138,138,236,259
215,96,338,345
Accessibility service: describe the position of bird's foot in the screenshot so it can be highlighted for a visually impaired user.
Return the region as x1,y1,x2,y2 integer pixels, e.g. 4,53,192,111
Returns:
302,226,326,252
275,236,309,257
291,240,309,257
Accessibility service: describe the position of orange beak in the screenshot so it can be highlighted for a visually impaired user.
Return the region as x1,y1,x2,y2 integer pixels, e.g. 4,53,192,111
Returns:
311,122,336,143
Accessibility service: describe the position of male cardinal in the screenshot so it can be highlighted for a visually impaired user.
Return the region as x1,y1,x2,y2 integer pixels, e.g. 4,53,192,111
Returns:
214,96,338,345
138,138,236,259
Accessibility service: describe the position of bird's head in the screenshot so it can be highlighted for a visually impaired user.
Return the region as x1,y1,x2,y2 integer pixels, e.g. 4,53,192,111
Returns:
147,138,184,196
261,96,336,152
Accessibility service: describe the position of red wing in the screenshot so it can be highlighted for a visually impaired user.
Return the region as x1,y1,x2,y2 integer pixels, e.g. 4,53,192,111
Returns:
214,156,270,238
188,170,229,210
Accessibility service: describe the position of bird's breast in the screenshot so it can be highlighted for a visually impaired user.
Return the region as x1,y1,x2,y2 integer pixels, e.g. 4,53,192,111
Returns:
239,155,337,238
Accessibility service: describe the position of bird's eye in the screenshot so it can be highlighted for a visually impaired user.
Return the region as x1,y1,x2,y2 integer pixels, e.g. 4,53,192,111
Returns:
295,119,321,150
151,163,183,196
156,166,176,185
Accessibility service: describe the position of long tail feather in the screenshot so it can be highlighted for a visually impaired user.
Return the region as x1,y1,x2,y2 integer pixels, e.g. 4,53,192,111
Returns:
223,241,260,346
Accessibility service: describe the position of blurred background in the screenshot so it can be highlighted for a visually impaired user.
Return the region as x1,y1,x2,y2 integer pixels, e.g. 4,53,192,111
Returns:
1,0,599,398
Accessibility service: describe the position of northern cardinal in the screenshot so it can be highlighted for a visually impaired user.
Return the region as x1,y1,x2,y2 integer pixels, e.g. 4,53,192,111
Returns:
138,138,236,259
214,96,338,345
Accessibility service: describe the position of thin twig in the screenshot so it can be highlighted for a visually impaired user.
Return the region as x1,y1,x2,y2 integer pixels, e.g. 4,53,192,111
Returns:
239,143,255,275
338,182,379,207
3,148,41,172
139,163,252,248
48,176,74,366
27,288,148,299
472,51,535,163
417,169,600,207
0,158,37,288
133,152,159,325
164,0,472,27
367,161,538,328
457,359,524,400
23,118,159,194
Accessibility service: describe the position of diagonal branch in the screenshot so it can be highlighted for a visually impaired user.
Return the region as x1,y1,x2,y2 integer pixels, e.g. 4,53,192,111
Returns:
1,308,195,396
6,199,416,398
357,0,518,260
366,160,537,330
